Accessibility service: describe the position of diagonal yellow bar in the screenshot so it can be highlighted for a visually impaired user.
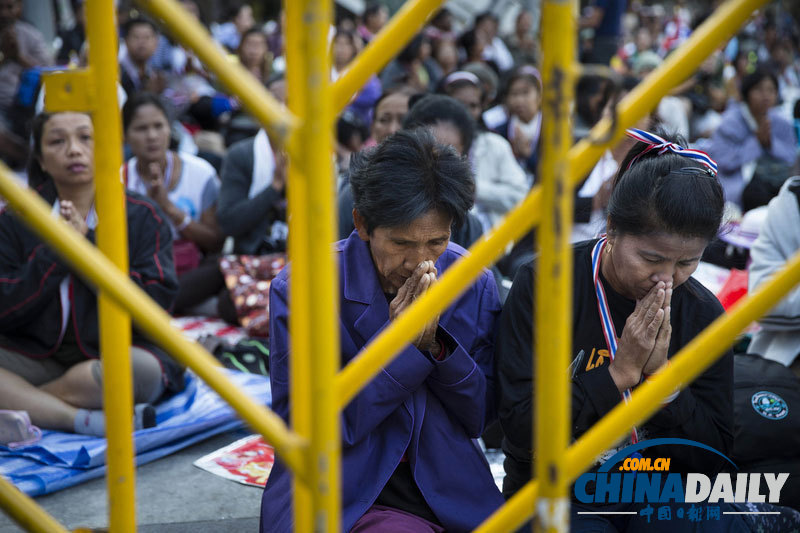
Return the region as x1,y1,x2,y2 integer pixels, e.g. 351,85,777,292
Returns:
134,0,300,153
0,163,308,481
0,476,70,533
332,0,444,113
535,0,575,531
84,0,136,530
334,0,767,411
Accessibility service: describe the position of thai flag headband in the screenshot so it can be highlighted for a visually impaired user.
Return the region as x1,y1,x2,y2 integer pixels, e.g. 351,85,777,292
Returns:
625,128,718,175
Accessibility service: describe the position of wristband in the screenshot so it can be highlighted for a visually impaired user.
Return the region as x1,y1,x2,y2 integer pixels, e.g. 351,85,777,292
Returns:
175,212,191,232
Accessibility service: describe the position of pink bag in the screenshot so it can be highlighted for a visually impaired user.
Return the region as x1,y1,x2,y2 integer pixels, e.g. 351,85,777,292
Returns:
173,239,202,276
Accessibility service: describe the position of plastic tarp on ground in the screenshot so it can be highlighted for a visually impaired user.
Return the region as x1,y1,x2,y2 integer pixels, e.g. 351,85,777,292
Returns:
0,370,270,496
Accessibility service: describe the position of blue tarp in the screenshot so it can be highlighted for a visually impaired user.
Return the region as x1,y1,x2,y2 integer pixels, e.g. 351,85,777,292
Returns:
0,370,270,496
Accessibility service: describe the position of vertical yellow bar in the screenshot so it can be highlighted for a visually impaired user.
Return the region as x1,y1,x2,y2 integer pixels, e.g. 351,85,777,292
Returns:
284,0,313,530
85,1,135,531
299,0,341,529
535,0,575,532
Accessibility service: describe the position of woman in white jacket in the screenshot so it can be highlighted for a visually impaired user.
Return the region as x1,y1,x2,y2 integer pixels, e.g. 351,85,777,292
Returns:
748,176,800,374
442,71,528,231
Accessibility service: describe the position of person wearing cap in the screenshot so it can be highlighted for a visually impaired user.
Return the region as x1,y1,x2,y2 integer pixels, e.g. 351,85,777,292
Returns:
442,70,527,230
748,176,800,374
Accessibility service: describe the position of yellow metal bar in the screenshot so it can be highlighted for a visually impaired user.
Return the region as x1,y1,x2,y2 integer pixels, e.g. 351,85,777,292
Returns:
474,480,539,533
297,0,341,528
0,164,308,481
0,476,70,533
332,0,444,113
534,0,575,530
41,69,95,112
284,0,313,529
335,0,766,411
134,0,300,154
569,0,769,181
84,1,136,530
335,189,542,409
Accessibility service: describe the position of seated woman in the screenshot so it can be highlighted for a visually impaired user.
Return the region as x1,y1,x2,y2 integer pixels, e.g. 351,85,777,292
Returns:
0,112,182,439
260,129,504,531
122,92,224,314
442,70,528,230
492,65,543,185
709,68,797,212
497,128,746,529
339,94,485,248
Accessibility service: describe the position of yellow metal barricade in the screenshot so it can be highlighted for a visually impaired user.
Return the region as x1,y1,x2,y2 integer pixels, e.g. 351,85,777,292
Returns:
0,0,796,531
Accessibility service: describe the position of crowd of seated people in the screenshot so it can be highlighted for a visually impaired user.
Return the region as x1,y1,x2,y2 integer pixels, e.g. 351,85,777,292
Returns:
1,1,800,531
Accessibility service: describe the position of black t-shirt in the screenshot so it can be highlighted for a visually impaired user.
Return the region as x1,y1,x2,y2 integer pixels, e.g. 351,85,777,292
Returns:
496,239,734,497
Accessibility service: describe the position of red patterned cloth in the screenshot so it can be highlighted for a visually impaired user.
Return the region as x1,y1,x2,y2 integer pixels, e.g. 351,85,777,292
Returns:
219,254,287,337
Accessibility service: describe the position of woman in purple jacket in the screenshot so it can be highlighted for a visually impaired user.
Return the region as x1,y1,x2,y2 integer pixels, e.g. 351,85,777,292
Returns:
709,67,797,212
260,128,504,531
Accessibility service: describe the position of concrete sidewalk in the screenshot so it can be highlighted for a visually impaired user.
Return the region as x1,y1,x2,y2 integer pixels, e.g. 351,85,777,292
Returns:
0,429,263,532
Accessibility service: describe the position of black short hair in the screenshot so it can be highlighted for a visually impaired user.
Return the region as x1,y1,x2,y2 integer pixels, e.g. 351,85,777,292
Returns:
458,29,480,55
402,94,476,154
239,27,267,46
371,86,416,121
501,64,542,101
349,128,475,233
123,17,158,38
608,129,724,241
364,4,385,21
122,92,170,132
740,67,779,101
398,34,426,64
475,11,497,26
576,75,612,127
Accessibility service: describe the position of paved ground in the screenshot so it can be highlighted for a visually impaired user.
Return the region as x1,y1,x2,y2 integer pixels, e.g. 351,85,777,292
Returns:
0,429,263,532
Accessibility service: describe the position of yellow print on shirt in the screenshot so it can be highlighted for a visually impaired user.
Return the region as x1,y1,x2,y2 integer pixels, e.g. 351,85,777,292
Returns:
584,347,610,371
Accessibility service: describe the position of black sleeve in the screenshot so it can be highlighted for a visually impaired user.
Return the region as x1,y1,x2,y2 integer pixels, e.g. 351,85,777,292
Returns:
217,142,282,238
495,262,622,457
0,215,70,331
127,200,179,312
574,195,593,224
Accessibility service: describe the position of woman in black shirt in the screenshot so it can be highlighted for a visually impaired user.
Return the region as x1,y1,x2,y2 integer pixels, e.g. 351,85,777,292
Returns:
496,128,745,530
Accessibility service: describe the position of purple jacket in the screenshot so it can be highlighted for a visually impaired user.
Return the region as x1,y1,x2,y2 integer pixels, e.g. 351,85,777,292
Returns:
708,103,797,207
260,232,504,532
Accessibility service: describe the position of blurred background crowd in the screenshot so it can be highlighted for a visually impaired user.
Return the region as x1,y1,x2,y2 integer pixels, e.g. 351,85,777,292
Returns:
2,0,800,311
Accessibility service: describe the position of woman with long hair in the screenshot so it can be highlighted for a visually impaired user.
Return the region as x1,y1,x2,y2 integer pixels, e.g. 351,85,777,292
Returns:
122,92,224,313
0,111,182,440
